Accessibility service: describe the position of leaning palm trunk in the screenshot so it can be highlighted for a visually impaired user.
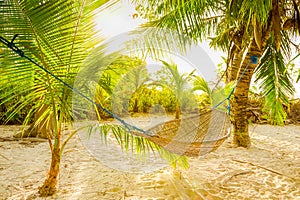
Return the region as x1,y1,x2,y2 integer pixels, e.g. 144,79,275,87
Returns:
38,98,62,196
231,41,261,147
230,10,272,147
227,27,245,83
228,49,243,83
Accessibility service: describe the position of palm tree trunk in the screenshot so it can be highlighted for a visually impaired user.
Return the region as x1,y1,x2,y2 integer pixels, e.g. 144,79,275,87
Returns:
228,50,243,82
133,97,139,113
38,108,61,196
230,7,273,147
227,26,245,83
38,147,61,196
175,103,181,119
231,41,261,147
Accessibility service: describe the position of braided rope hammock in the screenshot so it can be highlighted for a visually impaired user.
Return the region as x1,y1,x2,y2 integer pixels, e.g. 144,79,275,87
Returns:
0,35,257,157
132,109,231,157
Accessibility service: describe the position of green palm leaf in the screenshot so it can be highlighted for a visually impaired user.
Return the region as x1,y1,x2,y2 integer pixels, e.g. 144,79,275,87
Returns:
0,1,190,195
255,40,295,125
87,123,189,169
134,0,223,41
0,0,109,125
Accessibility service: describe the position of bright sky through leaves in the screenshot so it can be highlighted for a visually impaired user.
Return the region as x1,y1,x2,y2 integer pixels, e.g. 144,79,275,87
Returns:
95,1,300,97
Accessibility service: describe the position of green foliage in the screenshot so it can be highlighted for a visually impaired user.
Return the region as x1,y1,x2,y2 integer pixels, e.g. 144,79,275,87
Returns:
153,60,196,117
113,59,149,115
91,55,147,118
153,88,174,113
194,93,211,111
0,1,189,180
180,90,199,112
129,87,154,113
0,86,33,124
0,0,109,127
211,82,236,106
87,123,189,169
193,74,236,111
132,0,299,129
133,0,222,42
193,76,212,104
92,57,199,118
255,41,295,125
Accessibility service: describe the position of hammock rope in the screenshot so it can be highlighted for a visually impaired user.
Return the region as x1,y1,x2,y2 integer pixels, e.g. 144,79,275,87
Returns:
213,55,258,115
0,34,258,157
0,35,153,136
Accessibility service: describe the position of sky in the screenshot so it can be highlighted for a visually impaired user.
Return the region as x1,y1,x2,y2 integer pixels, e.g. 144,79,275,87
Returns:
95,0,300,97
95,1,224,83
95,1,145,38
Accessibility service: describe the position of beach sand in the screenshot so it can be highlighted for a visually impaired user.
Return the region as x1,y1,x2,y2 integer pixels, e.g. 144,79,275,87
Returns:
0,121,299,199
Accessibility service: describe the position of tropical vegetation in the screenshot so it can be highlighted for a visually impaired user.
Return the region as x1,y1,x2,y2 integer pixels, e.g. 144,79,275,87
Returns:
0,0,116,196
132,0,300,147
1,0,300,197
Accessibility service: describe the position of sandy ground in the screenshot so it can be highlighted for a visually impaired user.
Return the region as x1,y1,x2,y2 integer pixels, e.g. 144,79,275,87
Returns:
0,121,300,200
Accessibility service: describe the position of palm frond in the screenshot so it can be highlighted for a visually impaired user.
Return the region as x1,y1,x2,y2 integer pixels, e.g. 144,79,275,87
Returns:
87,123,189,169
238,0,272,24
134,0,223,41
255,40,295,125
192,75,212,96
0,0,109,125
129,0,226,60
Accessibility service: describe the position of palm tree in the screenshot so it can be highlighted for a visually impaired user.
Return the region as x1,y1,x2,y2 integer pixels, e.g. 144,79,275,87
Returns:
0,0,112,196
0,1,189,196
92,55,147,118
192,75,235,110
132,0,299,147
124,64,150,113
213,0,297,146
156,60,195,119
109,56,149,114
192,76,213,106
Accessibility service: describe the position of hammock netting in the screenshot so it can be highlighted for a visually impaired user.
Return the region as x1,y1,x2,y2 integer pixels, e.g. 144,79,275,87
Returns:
132,109,231,157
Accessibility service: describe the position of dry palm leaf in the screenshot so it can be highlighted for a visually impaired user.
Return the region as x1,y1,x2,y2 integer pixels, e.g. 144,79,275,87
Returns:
279,0,286,19
293,0,300,34
282,18,294,30
253,17,262,50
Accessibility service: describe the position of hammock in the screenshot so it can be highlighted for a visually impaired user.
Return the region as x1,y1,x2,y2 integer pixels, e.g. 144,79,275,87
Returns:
0,35,257,157
132,109,231,157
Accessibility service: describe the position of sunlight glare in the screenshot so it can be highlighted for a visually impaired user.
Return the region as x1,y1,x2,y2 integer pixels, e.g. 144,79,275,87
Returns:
95,1,145,38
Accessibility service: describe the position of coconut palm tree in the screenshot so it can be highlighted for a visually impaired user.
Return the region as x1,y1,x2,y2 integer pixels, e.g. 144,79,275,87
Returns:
212,0,297,146
109,56,149,115
92,55,147,118
156,60,195,119
123,64,150,113
0,0,112,196
192,75,235,110
132,0,299,147
0,1,189,196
